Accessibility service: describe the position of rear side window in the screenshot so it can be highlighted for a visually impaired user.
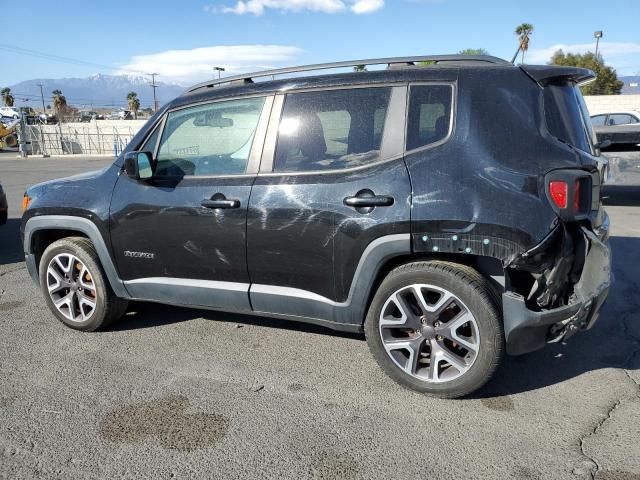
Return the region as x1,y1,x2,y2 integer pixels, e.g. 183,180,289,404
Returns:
544,84,595,154
155,97,265,177
274,87,391,172
406,85,453,151
590,115,606,126
608,114,636,125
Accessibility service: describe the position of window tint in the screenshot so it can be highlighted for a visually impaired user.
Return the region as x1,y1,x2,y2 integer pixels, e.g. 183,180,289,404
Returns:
274,88,391,172
155,97,265,177
406,85,453,151
608,114,635,125
590,115,606,126
544,84,594,154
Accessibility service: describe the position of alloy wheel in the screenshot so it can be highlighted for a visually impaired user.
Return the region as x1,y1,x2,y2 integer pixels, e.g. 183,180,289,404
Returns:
379,284,480,383
46,253,98,322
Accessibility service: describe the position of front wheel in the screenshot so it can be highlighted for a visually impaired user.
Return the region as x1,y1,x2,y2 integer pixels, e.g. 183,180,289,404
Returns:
365,261,504,398
39,237,128,331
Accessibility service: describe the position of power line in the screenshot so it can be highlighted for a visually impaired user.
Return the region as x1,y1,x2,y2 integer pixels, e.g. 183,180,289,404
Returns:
0,43,147,75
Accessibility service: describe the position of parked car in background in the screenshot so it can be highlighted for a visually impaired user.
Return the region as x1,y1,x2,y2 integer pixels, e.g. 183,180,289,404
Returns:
591,111,640,149
38,113,58,125
0,182,7,225
21,55,611,399
106,110,133,120
0,106,20,119
78,111,104,122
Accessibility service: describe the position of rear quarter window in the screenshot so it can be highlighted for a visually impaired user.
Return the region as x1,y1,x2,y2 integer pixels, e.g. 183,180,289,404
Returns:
406,85,453,151
544,83,595,154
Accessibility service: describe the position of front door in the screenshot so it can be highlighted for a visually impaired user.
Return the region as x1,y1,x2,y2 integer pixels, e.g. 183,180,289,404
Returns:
246,86,412,325
110,95,273,310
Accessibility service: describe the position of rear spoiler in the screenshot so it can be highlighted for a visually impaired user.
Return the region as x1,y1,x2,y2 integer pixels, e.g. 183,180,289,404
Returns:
519,65,596,86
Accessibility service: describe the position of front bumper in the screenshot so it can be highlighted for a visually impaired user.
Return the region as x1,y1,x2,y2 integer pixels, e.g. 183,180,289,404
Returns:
503,223,611,355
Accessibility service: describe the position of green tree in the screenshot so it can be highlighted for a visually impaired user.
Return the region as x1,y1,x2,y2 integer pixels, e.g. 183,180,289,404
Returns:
52,89,68,121
514,23,534,63
127,91,140,119
1,87,14,107
459,48,489,56
353,65,367,72
550,50,624,95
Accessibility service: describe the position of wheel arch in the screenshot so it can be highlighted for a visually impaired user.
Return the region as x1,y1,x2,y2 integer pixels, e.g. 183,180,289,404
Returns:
362,252,505,324
23,216,128,298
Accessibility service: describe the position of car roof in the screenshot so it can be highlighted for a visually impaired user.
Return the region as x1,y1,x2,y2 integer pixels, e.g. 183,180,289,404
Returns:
591,111,640,117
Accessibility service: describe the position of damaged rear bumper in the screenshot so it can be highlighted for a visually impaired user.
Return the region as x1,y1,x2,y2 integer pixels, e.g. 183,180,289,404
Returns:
502,220,611,356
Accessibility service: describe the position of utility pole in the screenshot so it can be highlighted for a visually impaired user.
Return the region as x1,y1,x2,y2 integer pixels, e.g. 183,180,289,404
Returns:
149,73,159,112
594,31,603,59
37,83,46,113
213,66,225,79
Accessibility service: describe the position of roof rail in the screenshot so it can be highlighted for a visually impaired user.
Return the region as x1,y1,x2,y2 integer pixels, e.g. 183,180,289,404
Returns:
187,55,509,93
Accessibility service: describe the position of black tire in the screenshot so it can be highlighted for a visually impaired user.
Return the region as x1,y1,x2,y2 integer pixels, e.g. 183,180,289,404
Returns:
39,237,128,331
364,260,504,399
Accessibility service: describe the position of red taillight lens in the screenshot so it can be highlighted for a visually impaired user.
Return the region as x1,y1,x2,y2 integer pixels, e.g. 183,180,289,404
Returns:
549,181,568,209
573,179,581,213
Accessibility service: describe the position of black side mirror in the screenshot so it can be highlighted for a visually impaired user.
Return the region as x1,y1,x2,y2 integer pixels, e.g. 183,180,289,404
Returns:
124,151,154,180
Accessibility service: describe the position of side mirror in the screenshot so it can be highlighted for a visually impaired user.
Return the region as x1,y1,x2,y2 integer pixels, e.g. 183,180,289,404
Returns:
124,151,154,180
594,139,612,151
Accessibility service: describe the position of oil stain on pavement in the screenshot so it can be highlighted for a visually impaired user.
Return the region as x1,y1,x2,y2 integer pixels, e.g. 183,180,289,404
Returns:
98,395,230,451
0,300,25,311
480,395,515,412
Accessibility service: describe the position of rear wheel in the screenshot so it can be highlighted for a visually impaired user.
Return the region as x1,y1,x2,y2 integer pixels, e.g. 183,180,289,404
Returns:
39,237,128,331
365,261,504,398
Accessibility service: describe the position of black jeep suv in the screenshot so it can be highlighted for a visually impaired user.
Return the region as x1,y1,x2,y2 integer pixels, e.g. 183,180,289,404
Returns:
21,55,611,398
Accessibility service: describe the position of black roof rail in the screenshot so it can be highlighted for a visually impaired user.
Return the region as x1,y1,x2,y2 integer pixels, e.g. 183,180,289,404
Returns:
187,55,509,93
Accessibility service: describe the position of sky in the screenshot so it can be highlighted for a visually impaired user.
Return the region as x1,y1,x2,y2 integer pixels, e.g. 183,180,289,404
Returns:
1,0,638,87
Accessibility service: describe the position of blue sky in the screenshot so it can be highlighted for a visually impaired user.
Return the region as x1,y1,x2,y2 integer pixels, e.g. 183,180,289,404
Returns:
1,0,638,87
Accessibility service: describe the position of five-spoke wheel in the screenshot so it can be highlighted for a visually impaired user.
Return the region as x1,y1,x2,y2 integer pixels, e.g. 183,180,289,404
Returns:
46,253,98,322
365,261,504,398
379,284,480,383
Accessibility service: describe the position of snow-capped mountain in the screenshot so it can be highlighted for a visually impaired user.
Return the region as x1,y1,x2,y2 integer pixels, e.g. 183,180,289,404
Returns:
8,74,186,109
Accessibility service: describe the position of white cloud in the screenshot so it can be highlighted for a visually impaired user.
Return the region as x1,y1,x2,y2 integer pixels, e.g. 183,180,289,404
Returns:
350,0,383,13
528,42,640,65
210,0,384,15
116,45,303,85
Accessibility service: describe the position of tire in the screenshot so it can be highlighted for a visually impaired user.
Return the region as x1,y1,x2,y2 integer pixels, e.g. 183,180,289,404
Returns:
364,260,504,399
39,237,128,331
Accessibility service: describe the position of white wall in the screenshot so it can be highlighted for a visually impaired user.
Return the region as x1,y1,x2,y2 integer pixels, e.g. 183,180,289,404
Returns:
584,95,640,115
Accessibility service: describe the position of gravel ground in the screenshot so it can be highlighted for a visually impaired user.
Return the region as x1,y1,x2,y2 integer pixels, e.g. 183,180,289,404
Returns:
1,151,639,479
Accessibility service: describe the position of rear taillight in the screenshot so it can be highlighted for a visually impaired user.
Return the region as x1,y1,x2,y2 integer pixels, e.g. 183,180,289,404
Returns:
573,179,581,213
549,181,568,209
545,171,592,221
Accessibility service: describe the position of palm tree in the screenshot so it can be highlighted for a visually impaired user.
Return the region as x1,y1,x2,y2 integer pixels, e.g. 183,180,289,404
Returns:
127,91,140,119
514,23,534,63
52,89,67,121
1,87,14,107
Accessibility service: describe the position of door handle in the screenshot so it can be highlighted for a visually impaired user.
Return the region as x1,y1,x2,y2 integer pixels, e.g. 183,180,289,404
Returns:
344,194,394,208
201,196,240,209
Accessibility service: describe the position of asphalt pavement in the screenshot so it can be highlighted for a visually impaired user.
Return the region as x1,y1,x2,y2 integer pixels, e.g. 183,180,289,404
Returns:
1,151,639,479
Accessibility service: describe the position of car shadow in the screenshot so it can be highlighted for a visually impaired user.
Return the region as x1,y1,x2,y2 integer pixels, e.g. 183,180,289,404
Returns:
0,219,24,265
602,185,640,206
108,301,364,341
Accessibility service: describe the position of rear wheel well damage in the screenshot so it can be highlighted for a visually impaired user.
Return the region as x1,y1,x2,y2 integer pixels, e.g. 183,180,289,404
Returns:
366,252,505,319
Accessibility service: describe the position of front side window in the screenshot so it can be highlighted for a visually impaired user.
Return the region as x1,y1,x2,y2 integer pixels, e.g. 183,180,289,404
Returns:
274,87,391,172
406,85,453,151
155,96,265,177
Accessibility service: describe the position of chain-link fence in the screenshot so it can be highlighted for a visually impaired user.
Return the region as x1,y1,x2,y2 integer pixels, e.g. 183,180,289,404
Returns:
20,121,145,156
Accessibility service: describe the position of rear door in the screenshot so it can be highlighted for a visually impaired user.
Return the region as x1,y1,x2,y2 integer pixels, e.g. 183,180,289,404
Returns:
110,95,273,310
246,85,411,324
